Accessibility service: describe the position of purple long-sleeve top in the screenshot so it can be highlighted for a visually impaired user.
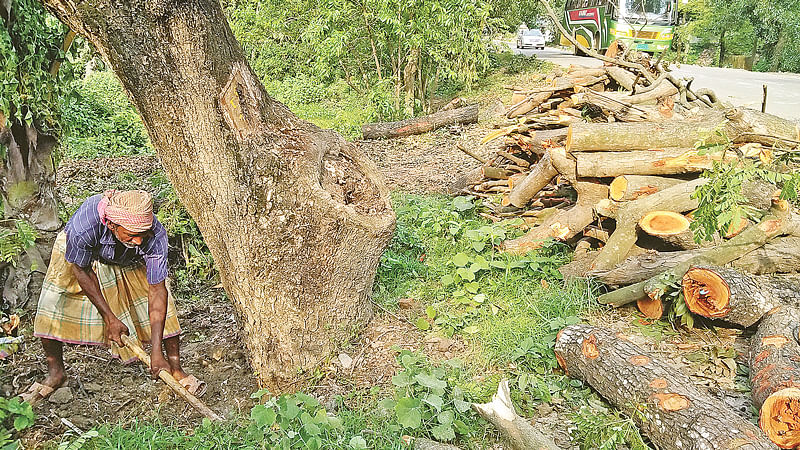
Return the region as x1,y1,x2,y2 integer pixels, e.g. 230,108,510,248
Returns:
64,194,169,285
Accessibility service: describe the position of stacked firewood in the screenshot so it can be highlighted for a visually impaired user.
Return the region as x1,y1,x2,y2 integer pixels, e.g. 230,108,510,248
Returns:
458,44,800,448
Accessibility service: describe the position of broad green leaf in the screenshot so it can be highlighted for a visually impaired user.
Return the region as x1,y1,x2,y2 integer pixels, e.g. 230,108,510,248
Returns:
431,424,456,441
456,267,475,281
414,373,447,390
250,405,277,428
392,372,412,388
438,409,455,425
349,436,368,450
395,398,422,429
464,282,480,294
426,306,437,319
462,325,480,334
415,317,431,331
441,274,455,286
452,252,470,267
422,394,444,412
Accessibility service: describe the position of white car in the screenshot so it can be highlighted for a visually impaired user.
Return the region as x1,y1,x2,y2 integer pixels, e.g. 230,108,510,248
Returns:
516,29,546,50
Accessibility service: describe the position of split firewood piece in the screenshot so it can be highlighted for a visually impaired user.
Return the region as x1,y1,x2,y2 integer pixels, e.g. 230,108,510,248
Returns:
681,265,800,327
599,199,797,307
574,148,725,178
507,92,552,118
583,90,657,122
638,211,706,250
590,179,707,272
609,175,684,202
637,296,664,319
361,104,478,140
750,305,800,448
604,66,637,91
482,167,513,180
496,150,530,168
583,226,610,242
513,128,569,155
507,149,561,208
472,379,560,450
603,80,678,105
503,180,608,254
555,324,775,450
594,198,620,219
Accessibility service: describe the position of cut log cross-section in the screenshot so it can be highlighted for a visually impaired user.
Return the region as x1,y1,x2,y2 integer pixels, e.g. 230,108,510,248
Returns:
609,175,684,202
639,211,704,250
554,324,775,450
749,305,800,448
590,178,707,272
682,265,800,327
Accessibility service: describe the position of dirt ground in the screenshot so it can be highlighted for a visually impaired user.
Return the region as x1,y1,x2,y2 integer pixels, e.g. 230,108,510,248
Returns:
7,105,755,448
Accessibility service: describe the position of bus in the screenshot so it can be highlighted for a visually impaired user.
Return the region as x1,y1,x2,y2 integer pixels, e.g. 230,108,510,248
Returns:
560,0,677,54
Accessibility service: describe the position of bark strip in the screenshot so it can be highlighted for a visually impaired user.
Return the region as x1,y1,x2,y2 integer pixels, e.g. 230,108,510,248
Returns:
473,379,560,450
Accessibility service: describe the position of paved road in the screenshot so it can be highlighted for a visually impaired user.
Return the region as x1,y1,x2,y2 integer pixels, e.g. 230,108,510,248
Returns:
513,45,800,121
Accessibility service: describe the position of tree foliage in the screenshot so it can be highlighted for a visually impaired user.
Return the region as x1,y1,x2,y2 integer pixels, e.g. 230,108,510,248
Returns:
224,0,509,118
0,0,73,133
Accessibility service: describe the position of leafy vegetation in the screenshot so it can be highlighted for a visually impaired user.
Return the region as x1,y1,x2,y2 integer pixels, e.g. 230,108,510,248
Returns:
0,397,35,449
60,71,153,159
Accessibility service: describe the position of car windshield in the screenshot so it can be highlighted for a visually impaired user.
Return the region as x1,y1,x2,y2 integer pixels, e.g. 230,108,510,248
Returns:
523,30,543,36
619,0,673,25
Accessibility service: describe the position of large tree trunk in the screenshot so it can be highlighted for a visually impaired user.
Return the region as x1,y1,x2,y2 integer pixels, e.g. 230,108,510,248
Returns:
749,305,800,448
555,324,775,450
42,0,396,389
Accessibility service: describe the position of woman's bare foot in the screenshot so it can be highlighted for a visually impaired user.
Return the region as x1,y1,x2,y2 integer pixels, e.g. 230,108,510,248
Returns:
20,369,66,404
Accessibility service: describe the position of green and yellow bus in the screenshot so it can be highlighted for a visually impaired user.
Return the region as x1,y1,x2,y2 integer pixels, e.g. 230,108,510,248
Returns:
560,0,677,54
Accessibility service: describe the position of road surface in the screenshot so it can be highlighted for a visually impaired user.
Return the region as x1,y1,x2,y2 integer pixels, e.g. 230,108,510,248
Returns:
513,45,800,121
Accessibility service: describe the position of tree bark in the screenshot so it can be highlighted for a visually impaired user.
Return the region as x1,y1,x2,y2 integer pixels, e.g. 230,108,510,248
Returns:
749,305,800,448
590,179,706,272
583,90,658,122
555,324,775,450
682,265,800,327
41,0,396,389
361,104,478,140
598,201,797,307
473,379,561,450
609,175,684,202
574,148,723,178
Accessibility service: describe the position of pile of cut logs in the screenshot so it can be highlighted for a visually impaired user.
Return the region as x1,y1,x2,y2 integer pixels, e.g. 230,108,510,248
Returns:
457,42,800,449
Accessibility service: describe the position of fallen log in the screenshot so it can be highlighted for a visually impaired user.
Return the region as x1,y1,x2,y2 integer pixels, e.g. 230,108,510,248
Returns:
574,148,723,178
590,179,706,271
598,200,797,307
566,107,799,152
361,104,478,140
604,66,637,91
681,265,800,327
589,236,800,285
750,306,800,449
554,324,775,450
609,175,684,202
604,79,678,105
472,379,560,450
508,92,552,118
